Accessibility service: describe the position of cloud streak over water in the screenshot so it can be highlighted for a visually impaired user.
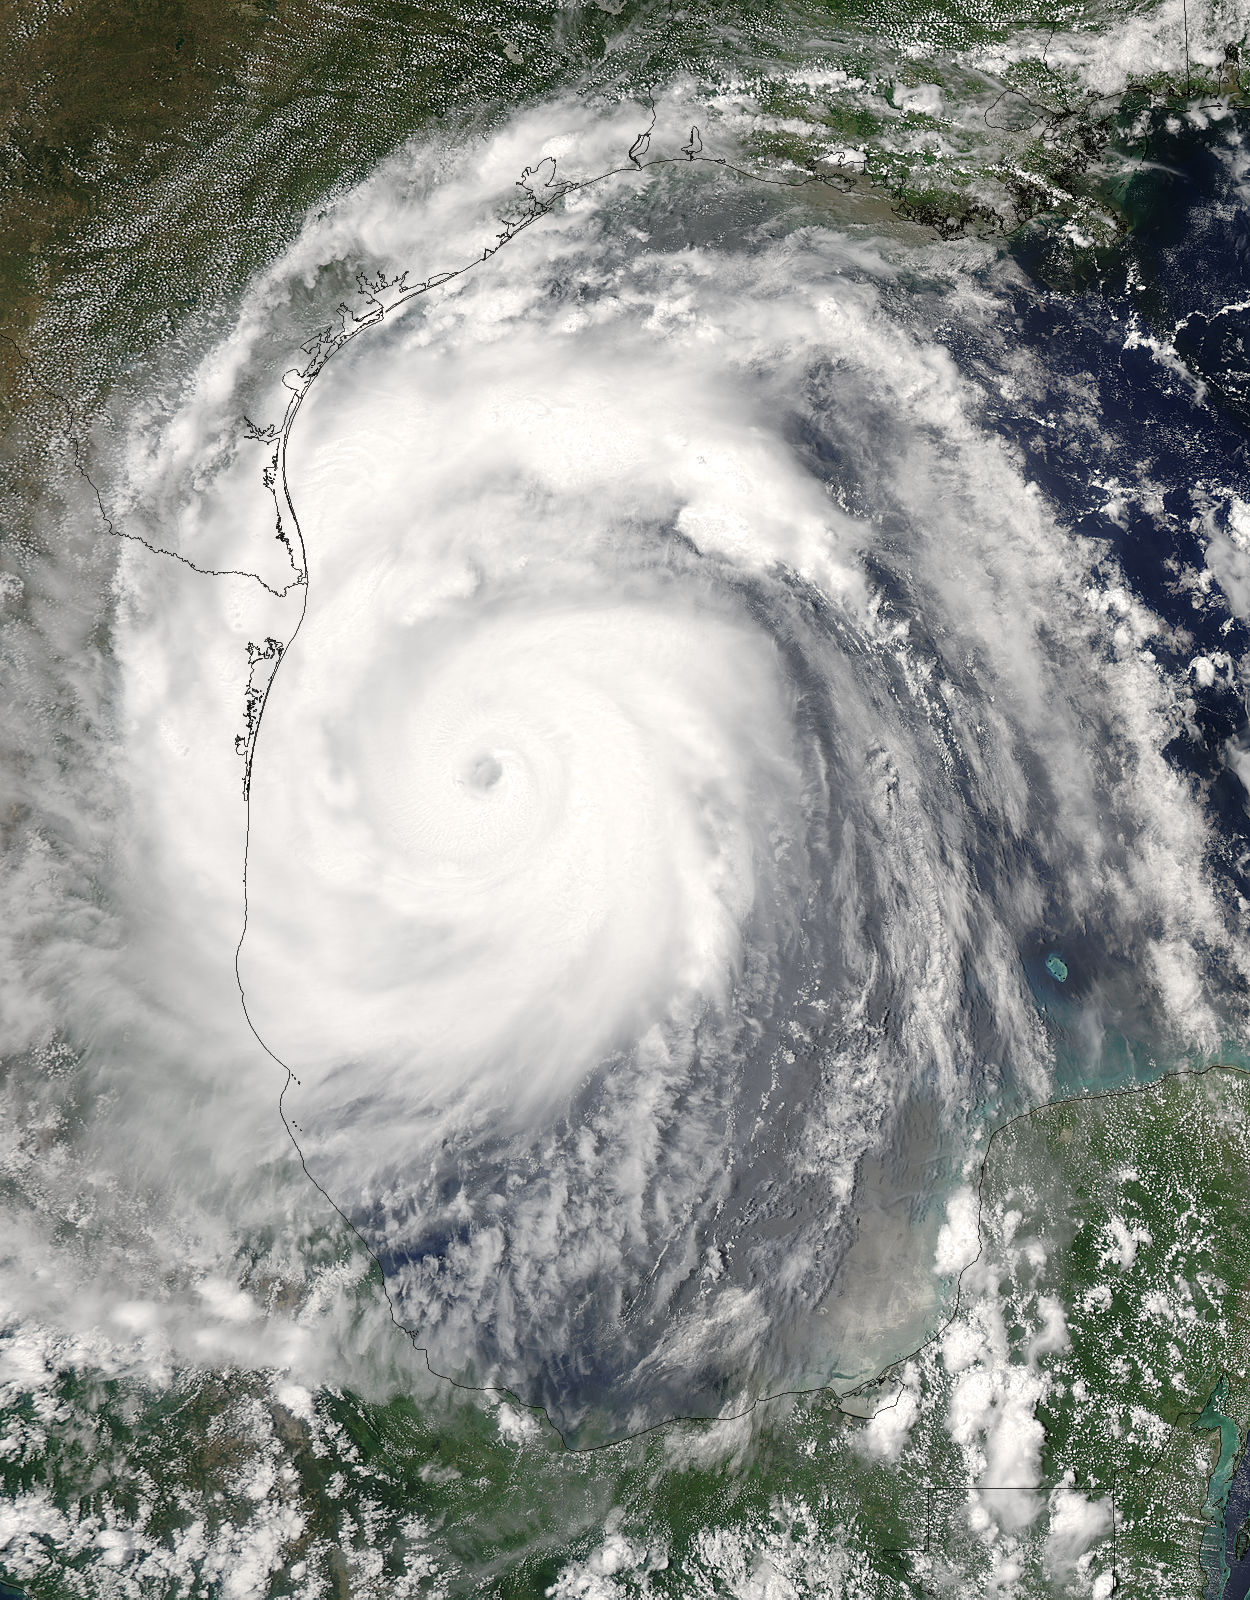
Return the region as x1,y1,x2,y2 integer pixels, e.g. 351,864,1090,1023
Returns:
10,96,1246,1437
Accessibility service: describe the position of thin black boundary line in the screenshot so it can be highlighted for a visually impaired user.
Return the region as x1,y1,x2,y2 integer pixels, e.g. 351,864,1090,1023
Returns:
233,128,889,1455
0,333,305,600
914,1065,1250,1591
227,119,1250,1463
14,107,1247,1476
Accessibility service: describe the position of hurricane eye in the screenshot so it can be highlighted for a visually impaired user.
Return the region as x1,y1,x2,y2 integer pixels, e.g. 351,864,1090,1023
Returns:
131,99,1245,1449
465,752,503,791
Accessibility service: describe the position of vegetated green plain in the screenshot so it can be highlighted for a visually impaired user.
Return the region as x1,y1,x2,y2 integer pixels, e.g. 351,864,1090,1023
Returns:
3,1068,1248,1596
3,2,1248,1596
2,0,1242,427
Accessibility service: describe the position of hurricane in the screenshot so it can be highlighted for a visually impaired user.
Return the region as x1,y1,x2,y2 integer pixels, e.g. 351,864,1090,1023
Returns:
39,93,1228,1451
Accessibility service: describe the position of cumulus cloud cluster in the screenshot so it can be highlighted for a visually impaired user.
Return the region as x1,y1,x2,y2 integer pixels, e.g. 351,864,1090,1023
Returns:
11,93,1242,1427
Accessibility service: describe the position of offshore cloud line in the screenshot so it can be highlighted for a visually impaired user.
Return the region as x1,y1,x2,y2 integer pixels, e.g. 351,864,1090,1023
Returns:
98,98,1249,1426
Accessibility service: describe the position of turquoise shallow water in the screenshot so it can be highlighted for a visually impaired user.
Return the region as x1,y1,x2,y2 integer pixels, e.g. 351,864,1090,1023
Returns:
2,0,1250,1589
1221,1440,1250,1600
1198,1377,1244,1599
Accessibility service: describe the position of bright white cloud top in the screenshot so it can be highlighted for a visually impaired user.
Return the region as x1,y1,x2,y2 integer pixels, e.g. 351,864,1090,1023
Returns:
98,98,1249,1430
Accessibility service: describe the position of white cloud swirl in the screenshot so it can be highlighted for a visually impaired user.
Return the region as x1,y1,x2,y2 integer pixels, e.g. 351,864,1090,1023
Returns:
95,96,1248,1428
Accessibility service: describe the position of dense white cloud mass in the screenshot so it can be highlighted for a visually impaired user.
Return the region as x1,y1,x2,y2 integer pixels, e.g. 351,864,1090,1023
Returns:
52,94,1247,1427
246,582,801,1123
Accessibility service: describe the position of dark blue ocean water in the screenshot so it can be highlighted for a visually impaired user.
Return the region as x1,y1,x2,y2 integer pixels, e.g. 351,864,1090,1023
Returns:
940,112,1250,1085
350,112,1250,1437
1004,117,1248,812
1196,1377,1246,1599
1220,1440,1250,1600
1000,116,1250,1600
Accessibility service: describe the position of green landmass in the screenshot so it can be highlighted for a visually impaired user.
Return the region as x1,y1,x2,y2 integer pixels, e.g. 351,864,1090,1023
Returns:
2,0,1245,428
3,3,1249,1596
3,1067,1247,1596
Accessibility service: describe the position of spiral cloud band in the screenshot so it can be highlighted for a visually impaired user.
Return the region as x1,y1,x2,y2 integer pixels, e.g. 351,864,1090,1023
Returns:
246,582,803,1118
110,101,1247,1430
